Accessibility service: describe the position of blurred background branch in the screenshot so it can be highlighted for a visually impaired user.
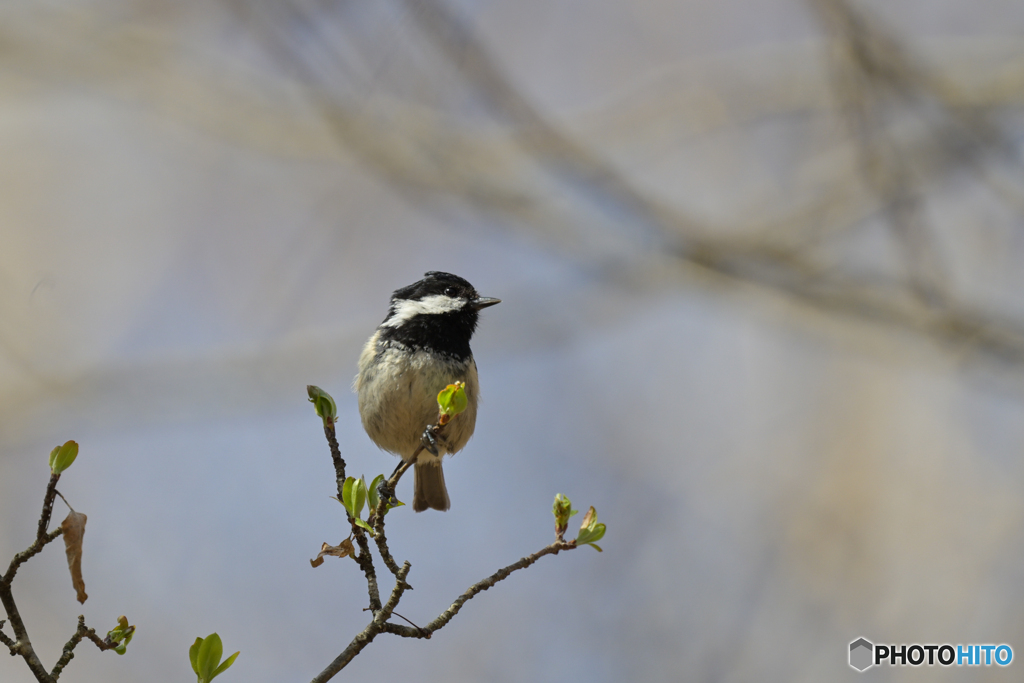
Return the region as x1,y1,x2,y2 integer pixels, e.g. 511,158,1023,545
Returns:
0,3,1021,338
23,0,1018,367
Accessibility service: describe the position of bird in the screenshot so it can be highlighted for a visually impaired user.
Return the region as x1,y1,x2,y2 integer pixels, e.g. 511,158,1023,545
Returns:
355,271,500,511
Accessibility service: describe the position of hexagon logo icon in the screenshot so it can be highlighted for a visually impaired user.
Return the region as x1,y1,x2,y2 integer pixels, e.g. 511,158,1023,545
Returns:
849,637,874,671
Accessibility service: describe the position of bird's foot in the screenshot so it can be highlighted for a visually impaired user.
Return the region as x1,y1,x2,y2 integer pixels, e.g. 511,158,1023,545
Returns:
420,425,440,456
376,480,398,508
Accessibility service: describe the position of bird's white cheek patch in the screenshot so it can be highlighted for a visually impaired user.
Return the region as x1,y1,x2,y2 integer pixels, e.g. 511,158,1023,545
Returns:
382,295,463,327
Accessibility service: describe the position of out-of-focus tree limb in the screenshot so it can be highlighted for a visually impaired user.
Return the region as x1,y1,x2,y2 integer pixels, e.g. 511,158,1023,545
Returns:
3,1,1024,368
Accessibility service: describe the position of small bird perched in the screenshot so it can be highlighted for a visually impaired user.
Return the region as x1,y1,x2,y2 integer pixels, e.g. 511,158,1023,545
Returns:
355,272,500,512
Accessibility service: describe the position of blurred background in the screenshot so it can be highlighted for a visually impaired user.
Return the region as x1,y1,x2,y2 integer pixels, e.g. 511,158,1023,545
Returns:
2,0,1024,681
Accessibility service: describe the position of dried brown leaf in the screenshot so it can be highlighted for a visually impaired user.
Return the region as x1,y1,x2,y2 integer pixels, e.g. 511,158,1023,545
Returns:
310,539,355,567
61,510,88,603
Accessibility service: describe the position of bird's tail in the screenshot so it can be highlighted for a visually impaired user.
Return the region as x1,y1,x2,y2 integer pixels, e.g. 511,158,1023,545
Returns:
413,461,451,512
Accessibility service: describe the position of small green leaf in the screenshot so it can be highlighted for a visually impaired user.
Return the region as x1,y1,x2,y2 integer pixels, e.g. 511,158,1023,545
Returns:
211,650,240,680
437,382,468,417
575,506,606,550
342,477,369,527
354,518,374,534
341,477,357,518
191,633,237,682
197,633,223,682
352,478,367,519
576,523,606,549
367,474,383,511
189,637,202,675
307,385,337,428
50,440,78,474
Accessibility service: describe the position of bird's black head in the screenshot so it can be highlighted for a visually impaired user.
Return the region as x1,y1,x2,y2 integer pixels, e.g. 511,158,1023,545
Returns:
378,272,499,359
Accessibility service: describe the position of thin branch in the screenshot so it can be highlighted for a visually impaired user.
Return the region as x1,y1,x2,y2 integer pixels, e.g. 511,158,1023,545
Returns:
324,422,346,499
0,619,15,651
4,528,64,585
371,457,415,578
50,624,86,678
50,616,119,680
1,473,69,682
54,490,75,513
81,626,120,652
316,409,380,611
351,529,382,613
310,562,413,683
369,516,404,579
385,540,577,639
1,582,52,681
422,540,576,632
371,421,446,579
388,611,426,633
370,420,448,577
315,538,578,683
35,474,60,544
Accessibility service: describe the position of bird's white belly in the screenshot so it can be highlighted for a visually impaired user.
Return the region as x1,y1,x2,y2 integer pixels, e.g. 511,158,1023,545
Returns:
356,334,479,461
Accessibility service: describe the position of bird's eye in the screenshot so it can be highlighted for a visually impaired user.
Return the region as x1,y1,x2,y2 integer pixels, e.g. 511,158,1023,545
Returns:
444,286,457,297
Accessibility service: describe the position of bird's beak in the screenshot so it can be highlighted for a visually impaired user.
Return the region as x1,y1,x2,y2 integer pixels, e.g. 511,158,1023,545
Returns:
471,297,501,310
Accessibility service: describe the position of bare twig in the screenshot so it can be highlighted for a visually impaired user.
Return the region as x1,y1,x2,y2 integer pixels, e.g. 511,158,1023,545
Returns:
418,540,578,632
35,473,60,544
370,414,458,577
314,395,385,612
369,513,404,579
310,562,414,683
384,540,577,639
388,611,426,634
324,422,346,499
50,626,85,678
371,421,446,579
0,619,15,651
1,473,70,682
50,616,120,680
351,529,382,613
3,527,63,586
54,490,75,513
371,451,416,578
311,539,576,682
1,470,69,681
313,411,383,612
